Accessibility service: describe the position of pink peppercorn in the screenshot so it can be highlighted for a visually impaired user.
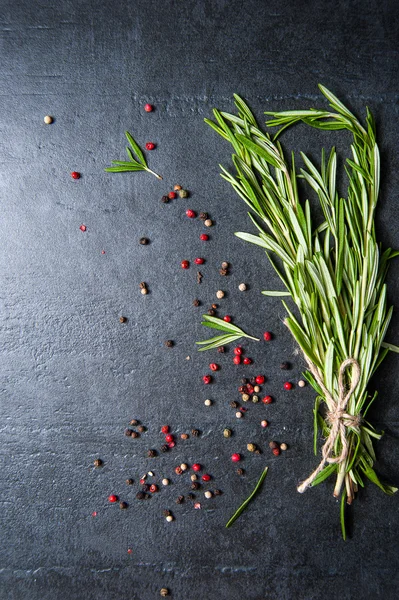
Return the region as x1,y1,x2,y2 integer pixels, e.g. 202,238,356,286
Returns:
192,463,201,472
71,171,80,179
246,384,254,394
144,103,153,112
181,260,189,269
284,382,293,390
161,425,170,434
168,441,175,448
194,257,205,265
186,209,196,218
145,142,155,150
203,375,212,384
256,375,265,385
233,355,241,365
223,315,232,323
272,447,281,456
209,363,219,371
243,357,252,365
168,191,177,199
231,453,241,463
201,474,211,481
263,331,272,341
234,347,243,355
165,434,174,443
200,234,209,241
108,494,118,503
79,224,86,232
263,395,273,404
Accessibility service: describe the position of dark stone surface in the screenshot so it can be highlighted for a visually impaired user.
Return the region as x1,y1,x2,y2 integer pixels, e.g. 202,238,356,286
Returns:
1,1,399,598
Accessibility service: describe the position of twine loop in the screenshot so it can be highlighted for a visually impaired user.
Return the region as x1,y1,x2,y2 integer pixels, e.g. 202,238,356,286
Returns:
297,357,361,494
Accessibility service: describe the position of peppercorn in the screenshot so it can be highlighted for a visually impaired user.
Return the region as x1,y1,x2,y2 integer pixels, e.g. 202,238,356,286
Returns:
241,377,248,384
235,411,243,419
187,493,195,500
200,233,209,241
201,474,211,481
150,484,159,493
186,208,196,218
181,433,189,440
162,478,170,486
298,379,306,387
216,290,225,299
164,340,174,347
252,395,259,403
211,303,218,309
176,495,184,504
191,429,200,437
94,458,103,467
71,171,80,179
174,184,182,191
204,219,213,227
160,588,169,597
139,237,149,245
168,191,177,199
162,509,171,517
136,492,146,500
175,466,183,475
119,501,128,509
219,269,228,276
191,482,200,490
231,453,241,462
209,363,219,371
142,484,151,492
202,375,212,384
145,142,155,150
241,393,249,402
181,260,190,269
147,449,157,458
280,361,291,370
119,316,127,323
269,441,279,449
131,431,139,438
263,331,273,341
199,212,208,220
217,346,225,353
108,494,118,503
180,463,188,471
204,491,213,499
247,443,256,452
233,356,241,365
230,401,239,408
124,429,133,437
207,309,216,316
236,468,245,475
284,382,293,390
137,425,146,433
193,299,201,306
141,287,148,295
144,103,153,112
243,357,252,365
179,189,188,198
139,282,146,289
246,384,254,394
161,195,169,203
44,115,53,124
223,428,232,438
130,419,139,426
261,420,268,428
238,283,247,291
280,443,288,451
256,375,265,385
126,478,134,485
165,434,174,443
166,515,174,522
253,385,260,393
262,395,273,404
223,315,232,323
272,447,281,456
204,399,212,406
160,444,169,453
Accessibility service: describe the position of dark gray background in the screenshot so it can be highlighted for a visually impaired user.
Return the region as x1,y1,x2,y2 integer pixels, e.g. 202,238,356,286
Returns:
1,1,398,599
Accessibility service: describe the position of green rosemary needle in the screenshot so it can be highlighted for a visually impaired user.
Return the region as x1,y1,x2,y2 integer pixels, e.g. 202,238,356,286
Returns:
226,467,268,528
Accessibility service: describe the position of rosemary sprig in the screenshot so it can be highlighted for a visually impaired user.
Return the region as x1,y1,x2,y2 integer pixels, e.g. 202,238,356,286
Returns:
205,86,398,535
105,131,162,179
196,315,259,351
226,467,268,528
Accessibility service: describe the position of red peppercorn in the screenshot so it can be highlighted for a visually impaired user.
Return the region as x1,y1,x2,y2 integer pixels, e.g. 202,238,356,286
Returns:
201,474,211,481
139,478,146,485
108,494,118,503
79,224,86,232
165,434,174,443
246,384,254,394
186,209,197,218
71,171,80,179
284,382,293,390
263,395,273,404
222,316,231,323
168,441,175,448
231,453,241,463
175,466,183,475
149,484,158,493
192,463,201,472
234,347,243,355
233,355,241,365
243,357,252,365
194,257,205,265
181,260,189,269
168,191,177,199
144,103,153,112
272,447,281,456
161,425,170,434
263,331,272,341
209,363,219,371
202,375,212,384
145,142,155,150
200,234,209,241
256,375,265,385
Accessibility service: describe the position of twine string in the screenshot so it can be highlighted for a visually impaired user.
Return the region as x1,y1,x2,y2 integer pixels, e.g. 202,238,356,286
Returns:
297,358,361,494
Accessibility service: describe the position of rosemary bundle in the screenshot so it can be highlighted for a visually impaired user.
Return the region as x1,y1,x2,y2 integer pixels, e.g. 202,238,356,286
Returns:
202,86,398,536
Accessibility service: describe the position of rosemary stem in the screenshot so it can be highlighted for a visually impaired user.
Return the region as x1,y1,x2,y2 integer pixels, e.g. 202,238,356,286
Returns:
146,167,163,180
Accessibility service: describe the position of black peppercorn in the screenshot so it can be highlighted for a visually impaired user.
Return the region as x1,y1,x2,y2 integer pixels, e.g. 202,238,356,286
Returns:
269,441,279,449
237,468,245,475
191,482,200,490
139,282,147,289
130,431,139,438
164,340,174,347
137,425,146,433
124,429,133,437
119,316,127,323
207,309,216,316
193,299,200,306
93,458,103,467
199,211,208,220
176,495,184,504
217,346,225,353
142,484,151,492
250,377,257,385
219,268,228,276
136,492,146,500
191,429,200,437
126,478,134,485
147,449,157,458
139,237,149,245
160,444,169,453
161,195,169,203
187,493,195,500
162,509,171,517
130,419,139,426
119,501,128,509
211,303,218,309
280,361,291,370
241,377,248,384
214,489,223,496
230,401,239,409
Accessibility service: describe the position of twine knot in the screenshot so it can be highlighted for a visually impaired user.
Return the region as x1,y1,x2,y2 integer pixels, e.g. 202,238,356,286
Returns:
297,357,361,494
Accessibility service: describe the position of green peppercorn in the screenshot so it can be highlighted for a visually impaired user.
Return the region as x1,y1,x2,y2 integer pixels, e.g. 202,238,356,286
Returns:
179,189,188,198
223,428,232,438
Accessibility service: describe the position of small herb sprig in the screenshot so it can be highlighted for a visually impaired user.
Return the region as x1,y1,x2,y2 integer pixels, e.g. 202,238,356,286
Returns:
226,467,268,528
196,315,259,351
105,131,162,179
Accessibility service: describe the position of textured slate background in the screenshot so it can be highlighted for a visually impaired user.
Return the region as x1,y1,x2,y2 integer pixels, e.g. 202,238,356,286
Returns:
1,1,398,598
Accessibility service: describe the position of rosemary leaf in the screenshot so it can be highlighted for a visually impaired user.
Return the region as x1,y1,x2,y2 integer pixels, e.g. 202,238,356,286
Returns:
226,467,268,528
